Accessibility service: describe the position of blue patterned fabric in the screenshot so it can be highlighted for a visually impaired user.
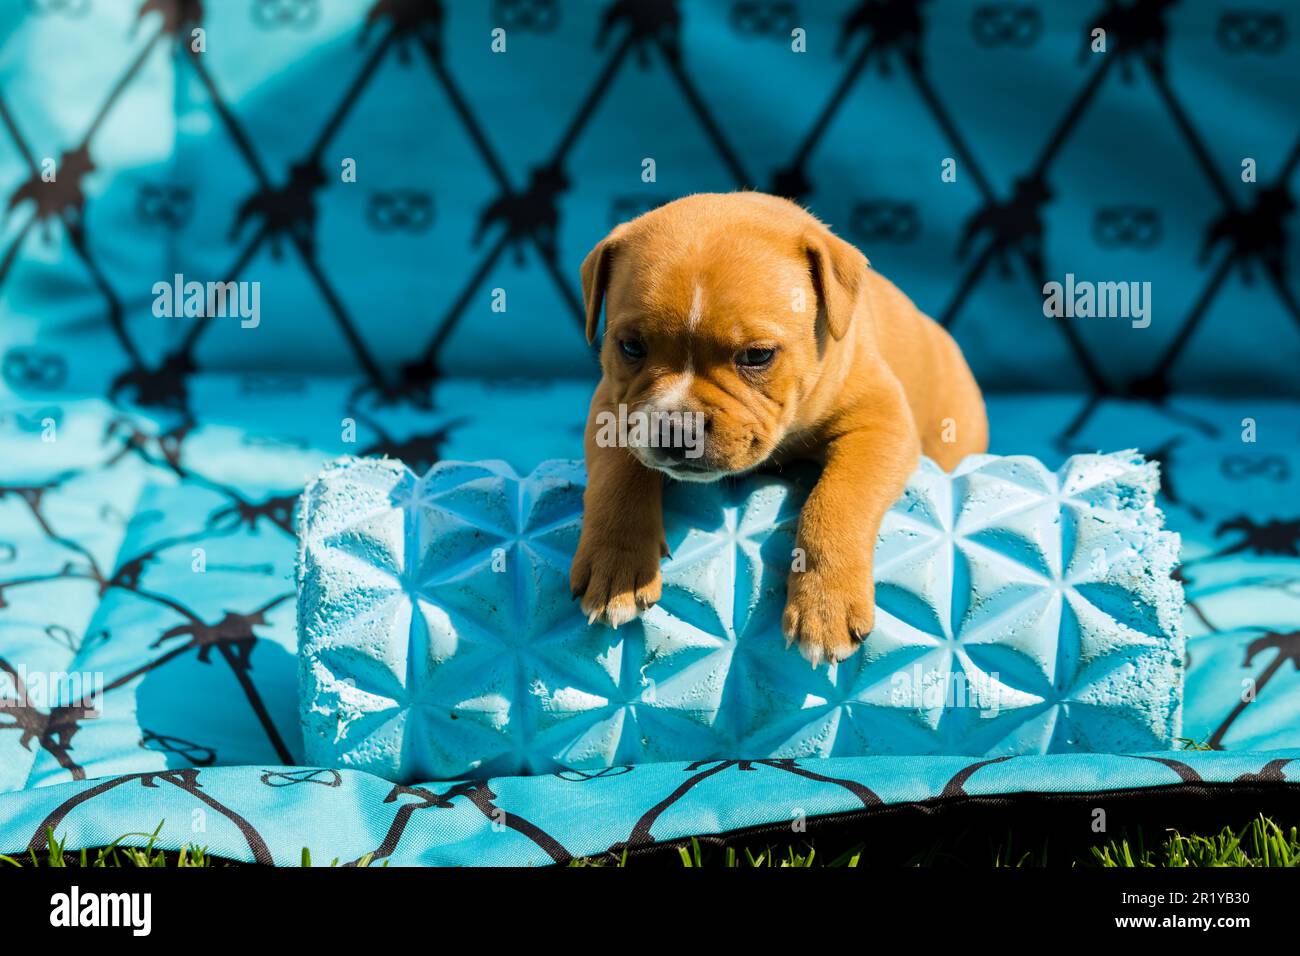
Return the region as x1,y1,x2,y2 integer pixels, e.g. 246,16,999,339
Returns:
1,389,1297,860
0,751,1296,866
1,0,1298,862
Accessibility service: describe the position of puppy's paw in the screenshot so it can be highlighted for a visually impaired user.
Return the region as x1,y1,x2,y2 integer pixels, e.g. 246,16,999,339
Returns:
782,566,875,667
570,536,665,629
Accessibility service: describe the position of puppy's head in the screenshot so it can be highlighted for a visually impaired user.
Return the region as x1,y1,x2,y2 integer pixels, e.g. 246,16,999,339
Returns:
582,193,869,482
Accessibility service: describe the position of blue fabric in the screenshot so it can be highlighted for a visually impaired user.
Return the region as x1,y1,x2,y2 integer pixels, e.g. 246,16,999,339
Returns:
0,751,1296,866
297,451,1184,782
1,387,1297,861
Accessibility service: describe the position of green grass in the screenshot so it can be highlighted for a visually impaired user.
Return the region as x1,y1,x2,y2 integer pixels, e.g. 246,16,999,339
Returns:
1090,815,1300,868
0,823,381,868
0,823,227,868
6,815,1297,867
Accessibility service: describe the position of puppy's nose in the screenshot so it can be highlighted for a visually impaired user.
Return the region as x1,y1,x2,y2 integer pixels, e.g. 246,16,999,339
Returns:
657,411,709,464
661,442,692,463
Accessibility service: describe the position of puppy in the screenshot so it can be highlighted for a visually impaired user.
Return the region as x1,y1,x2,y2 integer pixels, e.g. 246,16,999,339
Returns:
570,192,988,665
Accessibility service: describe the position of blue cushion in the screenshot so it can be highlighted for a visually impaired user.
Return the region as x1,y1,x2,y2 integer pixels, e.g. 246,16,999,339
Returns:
296,451,1184,781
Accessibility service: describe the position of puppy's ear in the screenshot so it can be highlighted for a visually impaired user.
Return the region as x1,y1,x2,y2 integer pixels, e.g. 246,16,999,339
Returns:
581,233,621,345
804,230,870,341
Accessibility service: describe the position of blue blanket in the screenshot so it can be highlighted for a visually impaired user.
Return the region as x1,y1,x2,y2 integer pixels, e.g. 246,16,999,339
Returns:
4,752,1297,867
1,386,1297,862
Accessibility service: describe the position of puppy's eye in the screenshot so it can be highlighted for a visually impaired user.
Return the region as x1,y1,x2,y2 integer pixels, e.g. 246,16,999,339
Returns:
736,347,776,369
619,338,647,362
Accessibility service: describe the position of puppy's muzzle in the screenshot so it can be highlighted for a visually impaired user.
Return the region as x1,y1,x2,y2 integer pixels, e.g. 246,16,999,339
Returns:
639,410,722,480
658,442,700,464
652,441,713,475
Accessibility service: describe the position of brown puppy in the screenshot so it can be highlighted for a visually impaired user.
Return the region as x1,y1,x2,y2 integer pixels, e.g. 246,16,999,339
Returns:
570,192,988,665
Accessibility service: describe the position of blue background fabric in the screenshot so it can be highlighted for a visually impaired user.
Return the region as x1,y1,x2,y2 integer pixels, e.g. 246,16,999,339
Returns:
2,0,1299,399
0,0,1298,863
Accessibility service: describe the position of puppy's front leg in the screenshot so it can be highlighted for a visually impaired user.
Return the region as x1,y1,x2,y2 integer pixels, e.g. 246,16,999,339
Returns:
570,392,668,628
784,404,920,666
